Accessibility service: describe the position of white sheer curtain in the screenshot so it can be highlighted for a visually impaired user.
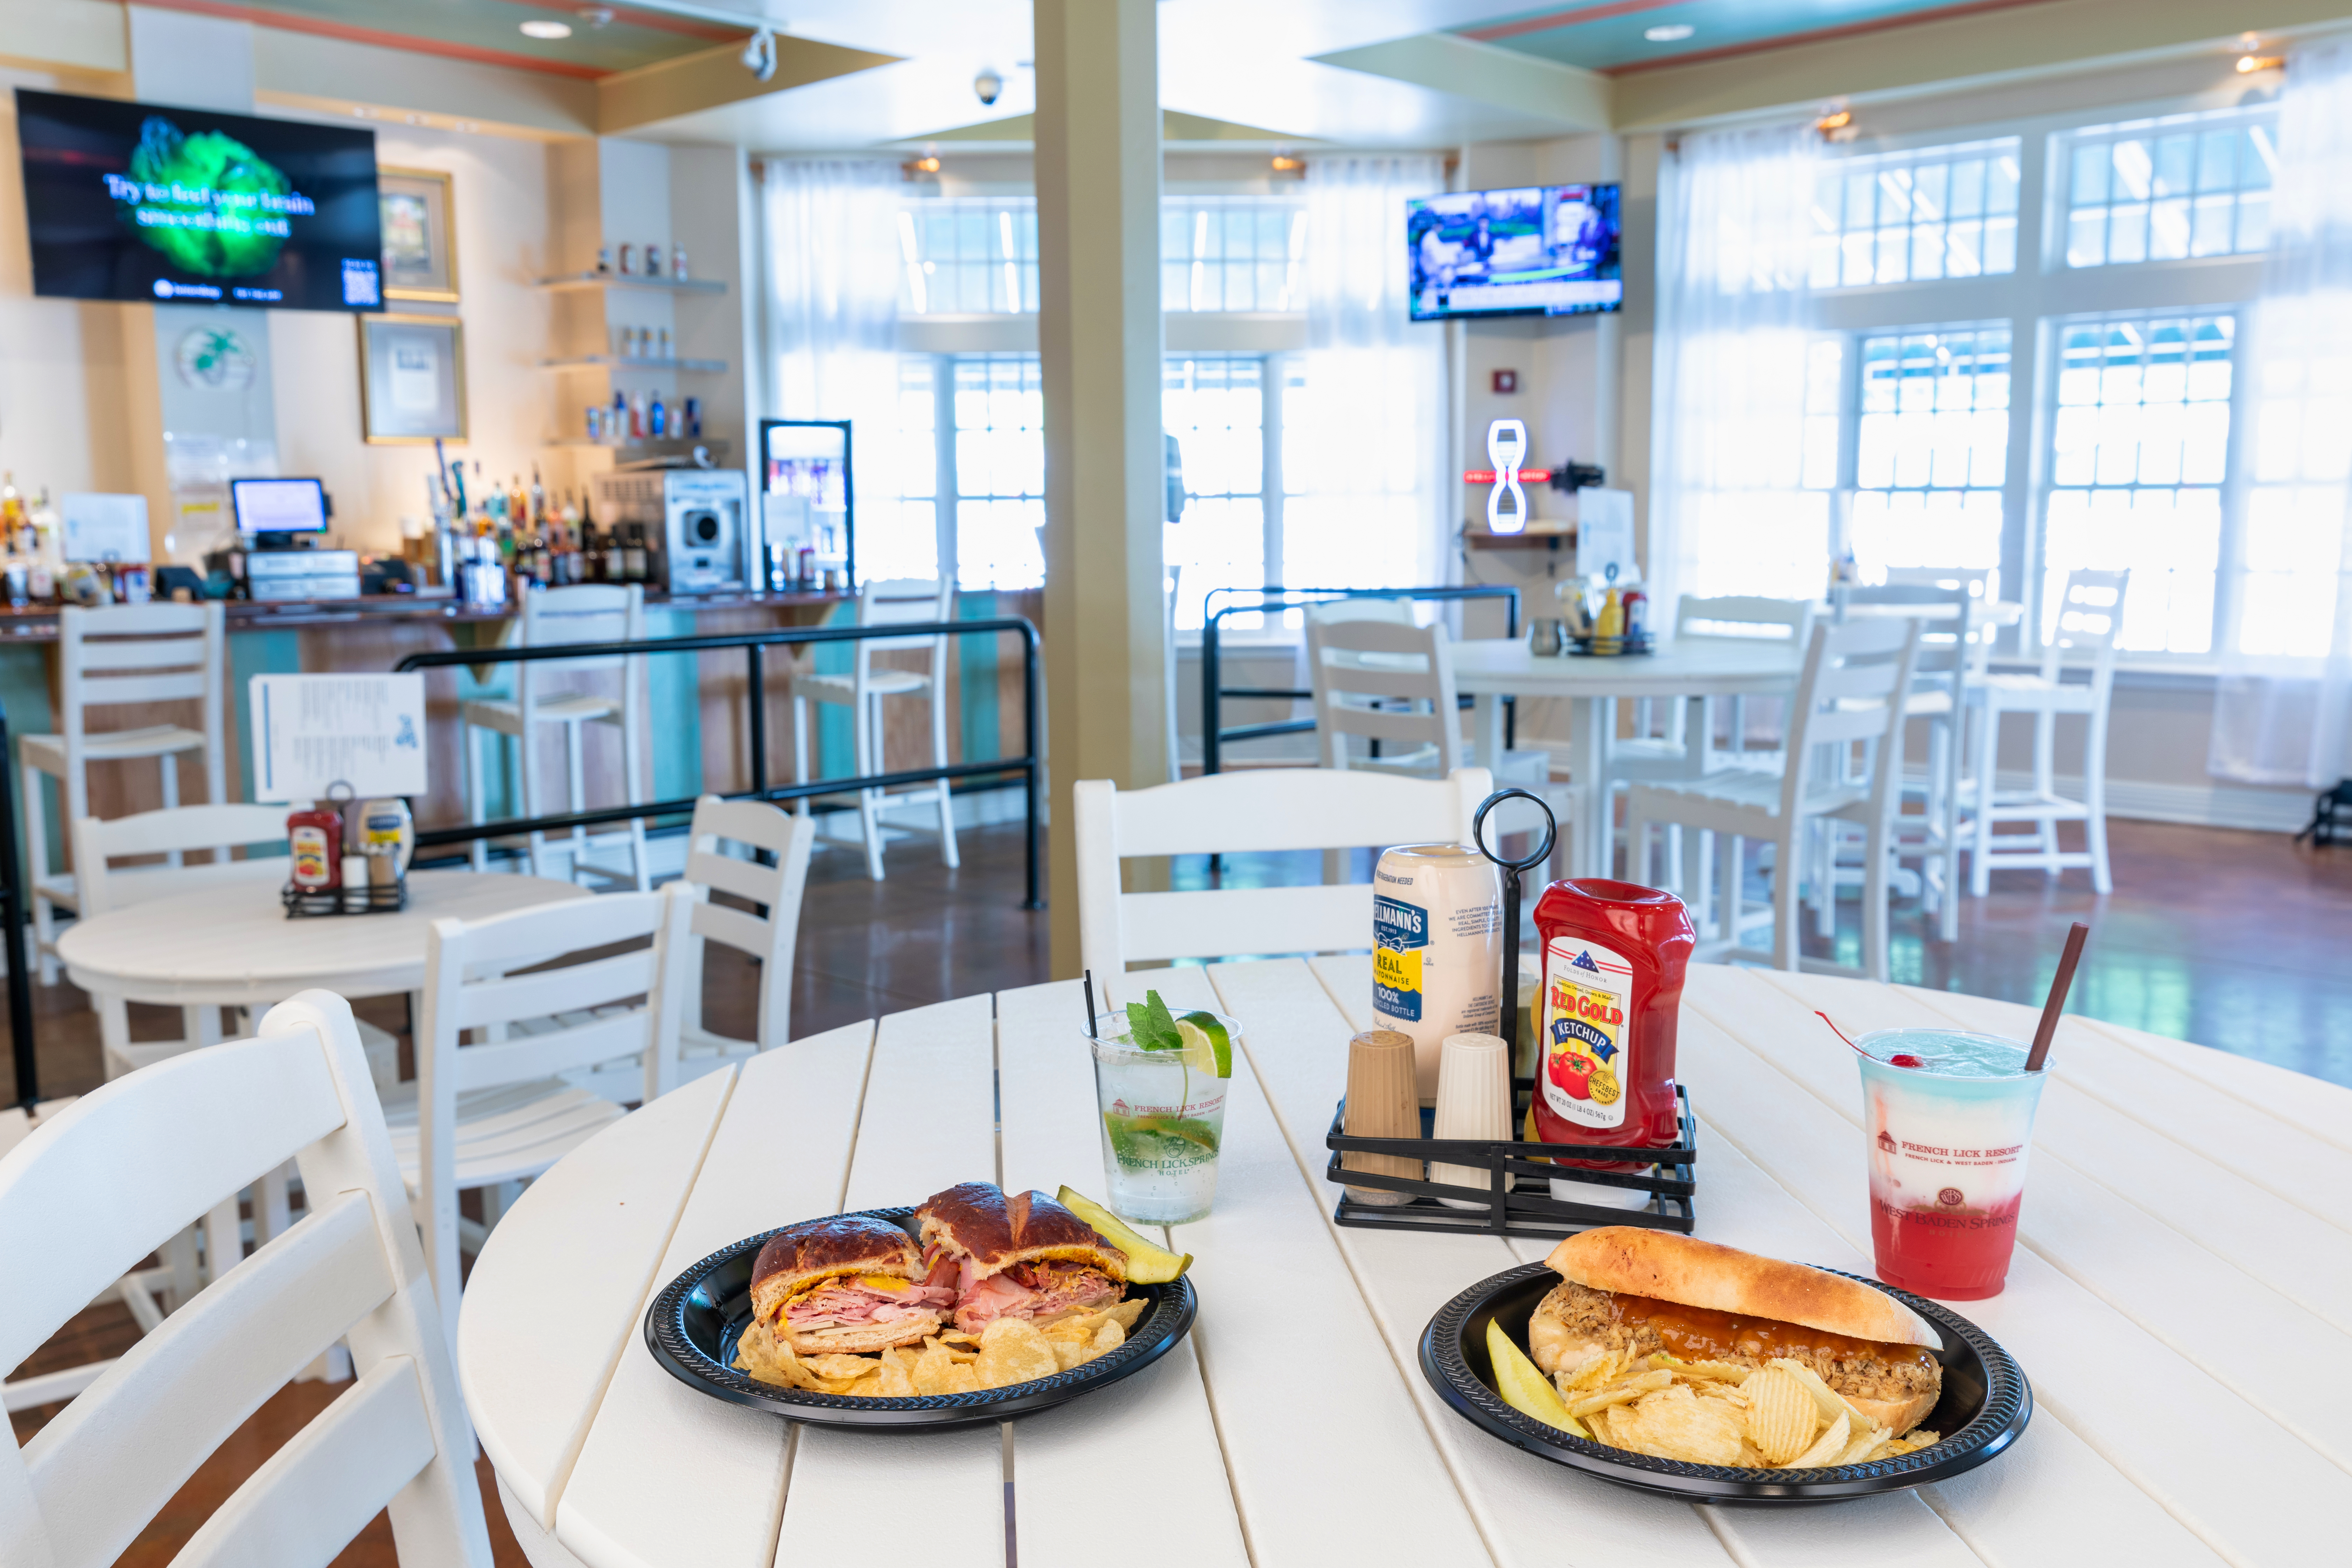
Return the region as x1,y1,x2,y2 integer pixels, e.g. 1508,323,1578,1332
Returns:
758,158,921,581
1648,123,1827,615
1288,155,1448,592
2211,38,2352,788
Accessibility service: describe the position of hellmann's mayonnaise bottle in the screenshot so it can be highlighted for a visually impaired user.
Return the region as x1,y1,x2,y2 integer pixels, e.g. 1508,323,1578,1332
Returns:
1373,843,1503,1104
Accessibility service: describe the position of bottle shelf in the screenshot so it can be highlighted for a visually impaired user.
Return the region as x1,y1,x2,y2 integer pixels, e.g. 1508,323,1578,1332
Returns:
535,271,727,296
538,355,729,373
546,436,729,458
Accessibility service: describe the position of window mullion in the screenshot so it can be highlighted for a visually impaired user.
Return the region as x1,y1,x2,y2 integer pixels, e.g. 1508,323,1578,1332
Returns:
934,354,958,590
1262,351,1284,591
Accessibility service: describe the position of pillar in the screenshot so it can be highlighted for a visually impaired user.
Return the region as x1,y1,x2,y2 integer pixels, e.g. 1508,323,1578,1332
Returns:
1034,0,1166,976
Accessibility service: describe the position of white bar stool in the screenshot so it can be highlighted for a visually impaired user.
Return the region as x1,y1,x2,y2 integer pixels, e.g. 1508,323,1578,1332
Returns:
459,583,649,888
20,601,226,985
787,578,960,882
1961,567,2128,896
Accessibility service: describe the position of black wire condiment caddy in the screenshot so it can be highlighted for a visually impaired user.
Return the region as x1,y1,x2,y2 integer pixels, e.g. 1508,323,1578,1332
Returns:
1324,786,1700,1240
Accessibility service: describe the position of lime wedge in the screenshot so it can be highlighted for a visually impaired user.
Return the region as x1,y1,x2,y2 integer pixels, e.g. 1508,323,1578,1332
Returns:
1055,1185,1193,1283
1177,1011,1233,1078
1486,1320,1587,1438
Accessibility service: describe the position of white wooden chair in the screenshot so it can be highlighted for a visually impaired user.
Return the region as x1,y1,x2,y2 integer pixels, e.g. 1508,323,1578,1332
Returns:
460,583,649,890
787,578,960,881
1625,616,1922,981
1074,765,1493,1006
69,803,304,1081
21,601,227,985
0,989,495,1568
676,794,816,1082
1961,567,2128,896
400,881,693,1351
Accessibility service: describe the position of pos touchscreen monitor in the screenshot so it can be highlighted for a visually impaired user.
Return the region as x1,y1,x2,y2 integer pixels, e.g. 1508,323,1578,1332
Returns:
231,477,330,539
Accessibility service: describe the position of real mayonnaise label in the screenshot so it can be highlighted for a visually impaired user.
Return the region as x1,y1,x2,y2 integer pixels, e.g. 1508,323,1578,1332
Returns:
1371,893,1429,1022
1541,937,1633,1129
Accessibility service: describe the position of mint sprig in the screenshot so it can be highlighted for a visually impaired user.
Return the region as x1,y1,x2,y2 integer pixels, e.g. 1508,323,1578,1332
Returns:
1125,989,1183,1052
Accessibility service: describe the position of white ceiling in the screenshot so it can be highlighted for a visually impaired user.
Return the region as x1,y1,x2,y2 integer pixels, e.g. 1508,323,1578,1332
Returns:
627,0,1606,153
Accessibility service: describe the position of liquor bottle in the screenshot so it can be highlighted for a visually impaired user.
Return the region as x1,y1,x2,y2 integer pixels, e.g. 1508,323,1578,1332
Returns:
529,465,547,528
649,392,667,440
0,473,23,553
509,475,526,525
622,521,648,582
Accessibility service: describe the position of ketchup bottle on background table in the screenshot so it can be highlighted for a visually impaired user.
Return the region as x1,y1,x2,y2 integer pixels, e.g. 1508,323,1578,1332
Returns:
287,806,342,891
1525,879,1695,1163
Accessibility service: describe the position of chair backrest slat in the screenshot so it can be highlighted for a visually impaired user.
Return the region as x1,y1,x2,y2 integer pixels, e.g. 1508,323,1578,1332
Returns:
59,604,225,752
24,1191,393,1568
1782,618,1922,809
76,670,207,706
857,578,956,661
0,992,492,1568
74,804,290,910
73,637,208,673
455,947,656,1035
1674,594,1814,642
2043,567,2129,678
169,1357,436,1568
1306,617,1462,775
1074,766,1490,1003
451,1011,650,1093
678,794,816,1051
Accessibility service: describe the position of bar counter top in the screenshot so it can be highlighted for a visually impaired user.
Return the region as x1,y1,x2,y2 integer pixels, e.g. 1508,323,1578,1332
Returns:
0,588,854,639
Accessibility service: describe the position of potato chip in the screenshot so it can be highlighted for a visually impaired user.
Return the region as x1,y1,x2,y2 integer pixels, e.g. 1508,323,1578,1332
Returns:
1560,1348,1626,1393
1042,1315,1097,1344
975,1317,1059,1390
945,1362,981,1394
1611,1386,1745,1468
1562,1368,1673,1419
1649,1353,1750,1384
871,1347,916,1398
732,1320,799,1388
1767,1358,1882,1440
1104,1298,1147,1332
912,1339,961,1396
842,1370,887,1397
1050,1340,1090,1372
806,1353,878,1382
1091,1320,1125,1354
1787,1411,1849,1469
1740,1368,1820,1466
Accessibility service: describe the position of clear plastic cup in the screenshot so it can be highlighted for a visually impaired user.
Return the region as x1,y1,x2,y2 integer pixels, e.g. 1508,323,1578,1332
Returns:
1086,1010,1235,1225
1855,1027,2047,1300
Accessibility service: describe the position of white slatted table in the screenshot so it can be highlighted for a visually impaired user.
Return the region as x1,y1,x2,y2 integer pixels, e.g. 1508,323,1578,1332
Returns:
459,962,2352,1568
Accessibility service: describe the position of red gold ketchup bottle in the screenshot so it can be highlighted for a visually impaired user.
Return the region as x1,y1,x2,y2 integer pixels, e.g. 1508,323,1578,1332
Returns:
1526,878,1695,1162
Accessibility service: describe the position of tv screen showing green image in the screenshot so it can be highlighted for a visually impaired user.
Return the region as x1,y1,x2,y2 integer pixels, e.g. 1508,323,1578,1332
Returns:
15,88,384,312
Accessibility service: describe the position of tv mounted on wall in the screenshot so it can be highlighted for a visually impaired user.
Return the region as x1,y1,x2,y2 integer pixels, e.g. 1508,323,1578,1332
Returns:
14,89,384,312
1408,183,1622,321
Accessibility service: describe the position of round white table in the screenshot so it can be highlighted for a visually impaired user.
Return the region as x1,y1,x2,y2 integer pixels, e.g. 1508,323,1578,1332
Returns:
1452,636,1805,877
58,867,589,1059
458,959,2352,1568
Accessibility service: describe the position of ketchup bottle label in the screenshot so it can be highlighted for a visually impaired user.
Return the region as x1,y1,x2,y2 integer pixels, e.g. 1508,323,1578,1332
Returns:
1540,938,1634,1129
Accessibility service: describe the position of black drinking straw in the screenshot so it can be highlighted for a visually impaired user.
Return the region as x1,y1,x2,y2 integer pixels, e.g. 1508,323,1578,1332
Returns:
1083,969,1099,1038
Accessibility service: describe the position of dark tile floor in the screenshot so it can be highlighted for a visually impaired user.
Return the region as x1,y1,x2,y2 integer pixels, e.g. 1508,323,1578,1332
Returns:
13,812,2352,1568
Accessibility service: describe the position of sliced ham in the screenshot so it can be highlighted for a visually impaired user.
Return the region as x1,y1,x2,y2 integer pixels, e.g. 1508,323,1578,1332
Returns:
782,1276,955,1332
950,1261,1122,1333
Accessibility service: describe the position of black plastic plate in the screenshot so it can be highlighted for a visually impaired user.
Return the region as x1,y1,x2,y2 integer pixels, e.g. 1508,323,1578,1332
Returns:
644,1204,1197,1431
1422,1261,2030,1502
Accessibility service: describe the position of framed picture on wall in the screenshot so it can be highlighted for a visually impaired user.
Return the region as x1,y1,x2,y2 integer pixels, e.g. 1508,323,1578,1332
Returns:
359,313,467,444
379,167,458,302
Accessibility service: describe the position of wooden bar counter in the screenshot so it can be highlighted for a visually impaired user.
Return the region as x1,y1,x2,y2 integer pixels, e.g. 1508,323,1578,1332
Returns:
0,587,1041,864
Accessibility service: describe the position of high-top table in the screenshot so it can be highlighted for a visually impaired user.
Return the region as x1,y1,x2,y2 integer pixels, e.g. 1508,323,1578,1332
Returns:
458,959,2349,1568
1452,637,1806,877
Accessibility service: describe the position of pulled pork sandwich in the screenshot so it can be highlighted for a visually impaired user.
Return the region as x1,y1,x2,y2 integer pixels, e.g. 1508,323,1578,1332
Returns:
1530,1227,1945,1436
915,1182,1128,1334
748,1214,957,1354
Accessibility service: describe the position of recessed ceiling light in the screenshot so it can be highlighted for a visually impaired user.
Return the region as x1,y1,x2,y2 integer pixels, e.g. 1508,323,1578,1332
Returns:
1644,23,1695,42
520,19,573,39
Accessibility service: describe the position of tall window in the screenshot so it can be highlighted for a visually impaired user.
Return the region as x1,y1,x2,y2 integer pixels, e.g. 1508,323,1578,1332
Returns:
950,355,1047,590
1812,138,2021,288
1850,327,2011,592
1162,356,1270,628
900,194,1303,315
2041,313,2233,653
2057,105,2276,268
866,356,941,582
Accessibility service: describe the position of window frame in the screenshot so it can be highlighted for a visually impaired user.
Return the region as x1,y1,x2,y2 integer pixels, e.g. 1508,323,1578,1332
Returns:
1811,89,2272,666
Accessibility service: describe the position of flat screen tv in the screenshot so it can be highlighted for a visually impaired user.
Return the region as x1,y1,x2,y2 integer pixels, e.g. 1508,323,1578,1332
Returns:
15,89,383,311
1408,183,1620,321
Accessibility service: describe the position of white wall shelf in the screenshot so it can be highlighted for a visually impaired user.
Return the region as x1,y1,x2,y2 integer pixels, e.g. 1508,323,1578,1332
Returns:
539,355,729,373
536,271,727,296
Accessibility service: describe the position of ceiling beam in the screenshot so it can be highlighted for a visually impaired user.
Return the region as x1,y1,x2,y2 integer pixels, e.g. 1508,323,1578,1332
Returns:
1314,31,1610,131
597,30,899,134
1611,0,2348,129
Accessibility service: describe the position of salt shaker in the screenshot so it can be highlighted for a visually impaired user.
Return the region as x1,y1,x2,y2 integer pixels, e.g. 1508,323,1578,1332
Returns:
1430,1031,1512,1209
1342,1028,1422,1205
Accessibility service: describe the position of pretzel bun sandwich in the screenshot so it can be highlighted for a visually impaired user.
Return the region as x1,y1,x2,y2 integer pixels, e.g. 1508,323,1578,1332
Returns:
1530,1228,1945,1436
916,1182,1128,1334
749,1214,957,1354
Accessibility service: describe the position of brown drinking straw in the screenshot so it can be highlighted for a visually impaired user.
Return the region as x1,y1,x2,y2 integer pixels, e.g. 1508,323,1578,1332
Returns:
2024,923,2089,1072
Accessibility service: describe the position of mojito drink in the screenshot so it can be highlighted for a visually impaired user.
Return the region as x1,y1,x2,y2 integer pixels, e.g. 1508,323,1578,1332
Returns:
1087,997,1236,1225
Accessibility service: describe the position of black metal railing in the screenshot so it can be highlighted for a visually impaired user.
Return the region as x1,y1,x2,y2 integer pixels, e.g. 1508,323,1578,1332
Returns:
1,708,36,1109
394,617,1043,908
1198,585,1520,775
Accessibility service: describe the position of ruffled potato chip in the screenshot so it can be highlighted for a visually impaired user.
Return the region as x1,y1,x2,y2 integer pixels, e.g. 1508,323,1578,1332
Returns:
1741,1367,1820,1466
975,1317,1059,1390
1091,1320,1125,1354
1610,1386,1746,1467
